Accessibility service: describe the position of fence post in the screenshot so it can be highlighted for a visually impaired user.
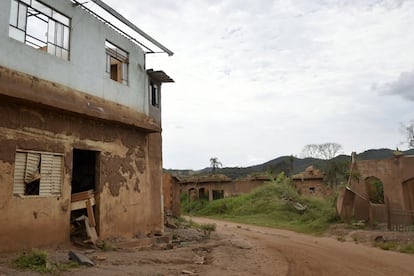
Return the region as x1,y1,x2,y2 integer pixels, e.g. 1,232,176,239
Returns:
386,197,391,230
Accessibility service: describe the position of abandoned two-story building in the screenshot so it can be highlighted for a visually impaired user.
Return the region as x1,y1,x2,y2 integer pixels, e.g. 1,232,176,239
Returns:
0,0,173,251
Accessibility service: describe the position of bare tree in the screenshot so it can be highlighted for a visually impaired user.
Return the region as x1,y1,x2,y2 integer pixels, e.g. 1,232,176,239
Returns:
401,120,414,148
210,157,222,172
301,142,343,160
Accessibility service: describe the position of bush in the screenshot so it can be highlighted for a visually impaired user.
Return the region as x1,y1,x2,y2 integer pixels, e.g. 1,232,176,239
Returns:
181,173,338,234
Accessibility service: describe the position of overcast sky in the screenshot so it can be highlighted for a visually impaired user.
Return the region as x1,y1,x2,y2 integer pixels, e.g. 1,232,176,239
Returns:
99,0,414,170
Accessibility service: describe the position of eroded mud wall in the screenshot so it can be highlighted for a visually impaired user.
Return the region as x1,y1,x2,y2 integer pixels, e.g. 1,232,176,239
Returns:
0,98,163,251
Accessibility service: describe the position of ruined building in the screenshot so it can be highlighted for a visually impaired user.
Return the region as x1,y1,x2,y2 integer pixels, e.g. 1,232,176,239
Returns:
292,166,330,197
0,0,173,251
337,153,414,230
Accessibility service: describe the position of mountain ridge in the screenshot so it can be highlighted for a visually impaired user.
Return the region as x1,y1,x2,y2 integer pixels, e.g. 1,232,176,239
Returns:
165,148,414,180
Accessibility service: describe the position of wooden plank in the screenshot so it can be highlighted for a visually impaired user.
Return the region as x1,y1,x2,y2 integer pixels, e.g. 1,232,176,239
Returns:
71,197,95,211
71,189,95,202
85,199,96,227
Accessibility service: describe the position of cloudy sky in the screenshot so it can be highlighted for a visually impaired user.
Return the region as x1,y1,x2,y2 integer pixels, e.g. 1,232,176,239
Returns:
96,0,414,169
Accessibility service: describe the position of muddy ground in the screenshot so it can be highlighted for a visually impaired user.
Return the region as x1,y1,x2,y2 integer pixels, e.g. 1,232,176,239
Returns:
1,217,414,275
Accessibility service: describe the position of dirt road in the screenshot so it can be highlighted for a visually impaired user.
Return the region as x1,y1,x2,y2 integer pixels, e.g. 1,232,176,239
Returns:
2,217,414,275
191,217,414,276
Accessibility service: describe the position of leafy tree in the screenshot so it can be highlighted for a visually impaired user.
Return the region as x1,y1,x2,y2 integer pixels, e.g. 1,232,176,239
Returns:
209,157,222,172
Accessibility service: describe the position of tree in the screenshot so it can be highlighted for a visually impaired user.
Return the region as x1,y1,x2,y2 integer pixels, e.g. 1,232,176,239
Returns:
401,120,414,148
210,157,222,172
301,142,343,160
301,142,345,187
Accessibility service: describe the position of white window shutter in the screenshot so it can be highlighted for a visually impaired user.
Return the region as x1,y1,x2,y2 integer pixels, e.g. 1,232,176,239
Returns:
51,155,63,195
13,152,27,195
24,152,40,183
39,154,53,196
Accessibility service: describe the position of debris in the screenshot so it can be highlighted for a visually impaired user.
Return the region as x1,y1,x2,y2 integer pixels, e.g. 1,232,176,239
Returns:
93,255,107,261
182,270,195,274
165,219,178,229
193,255,205,264
374,236,386,243
84,249,96,254
292,202,307,212
68,251,95,266
75,215,98,244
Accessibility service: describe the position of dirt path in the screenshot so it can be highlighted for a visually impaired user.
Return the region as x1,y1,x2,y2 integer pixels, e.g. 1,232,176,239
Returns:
191,217,414,276
2,218,414,275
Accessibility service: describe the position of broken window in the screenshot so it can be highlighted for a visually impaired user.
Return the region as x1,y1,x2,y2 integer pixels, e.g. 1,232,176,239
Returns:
9,0,71,60
150,82,160,107
105,41,128,85
13,150,63,196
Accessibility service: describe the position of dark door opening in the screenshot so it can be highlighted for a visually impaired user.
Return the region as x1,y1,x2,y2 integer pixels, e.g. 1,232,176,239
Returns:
71,149,97,194
71,149,100,241
212,190,224,200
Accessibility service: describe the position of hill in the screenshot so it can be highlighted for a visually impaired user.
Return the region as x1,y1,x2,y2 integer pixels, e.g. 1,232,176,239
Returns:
164,148,414,180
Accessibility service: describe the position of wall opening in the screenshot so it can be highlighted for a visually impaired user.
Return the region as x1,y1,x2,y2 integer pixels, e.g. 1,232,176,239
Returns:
212,190,224,200
71,149,100,240
199,187,208,200
365,176,384,204
403,178,414,210
71,149,97,193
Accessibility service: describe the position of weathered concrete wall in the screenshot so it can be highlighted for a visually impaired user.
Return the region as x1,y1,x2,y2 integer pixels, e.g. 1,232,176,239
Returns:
348,156,414,221
0,0,149,113
0,96,163,251
231,180,266,196
292,178,327,197
351,158,404,209
181,179,267,201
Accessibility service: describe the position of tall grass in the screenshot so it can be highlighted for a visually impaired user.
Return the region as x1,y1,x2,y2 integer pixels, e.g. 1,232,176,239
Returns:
181,173,338,235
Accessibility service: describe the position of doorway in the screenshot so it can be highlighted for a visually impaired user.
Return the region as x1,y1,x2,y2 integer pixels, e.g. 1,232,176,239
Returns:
71,149,100,240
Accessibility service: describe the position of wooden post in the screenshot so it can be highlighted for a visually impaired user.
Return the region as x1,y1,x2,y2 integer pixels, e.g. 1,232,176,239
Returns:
386,197,391,230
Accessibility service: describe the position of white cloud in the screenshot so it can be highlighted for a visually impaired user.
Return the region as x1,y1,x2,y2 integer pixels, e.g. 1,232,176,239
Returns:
100,0,414,169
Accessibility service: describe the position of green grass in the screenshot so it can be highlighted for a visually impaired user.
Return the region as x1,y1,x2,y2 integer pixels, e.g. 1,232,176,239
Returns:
13,250,51,273
181,173,338,235
13,250,79,274
372,241,414,254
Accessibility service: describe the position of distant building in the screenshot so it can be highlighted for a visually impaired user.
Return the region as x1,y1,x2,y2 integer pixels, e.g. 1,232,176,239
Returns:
0,0,172,251
292,166,327,197
180,173,274,201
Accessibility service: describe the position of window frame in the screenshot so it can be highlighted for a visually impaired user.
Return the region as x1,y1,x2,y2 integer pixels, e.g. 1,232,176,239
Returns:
150,81,160,108
13,149,64,197
8,0,71,61
105,40,129,85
